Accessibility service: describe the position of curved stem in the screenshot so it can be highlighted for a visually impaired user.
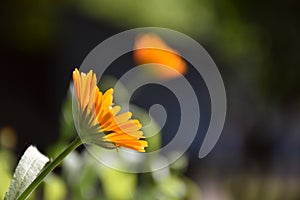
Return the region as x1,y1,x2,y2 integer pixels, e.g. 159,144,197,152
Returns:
17,136,83,200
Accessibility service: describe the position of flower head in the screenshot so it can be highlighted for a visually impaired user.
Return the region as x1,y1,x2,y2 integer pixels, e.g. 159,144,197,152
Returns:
72,68,148,152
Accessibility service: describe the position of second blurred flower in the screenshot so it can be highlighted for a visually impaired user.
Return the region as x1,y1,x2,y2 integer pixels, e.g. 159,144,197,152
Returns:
134,33,187,80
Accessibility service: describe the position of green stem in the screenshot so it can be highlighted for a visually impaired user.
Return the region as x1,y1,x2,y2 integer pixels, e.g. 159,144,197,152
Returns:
17,136,83,200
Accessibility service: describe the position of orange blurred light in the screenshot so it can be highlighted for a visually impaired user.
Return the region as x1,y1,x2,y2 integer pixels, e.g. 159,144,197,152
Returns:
134,33,187,80
0,126,17,148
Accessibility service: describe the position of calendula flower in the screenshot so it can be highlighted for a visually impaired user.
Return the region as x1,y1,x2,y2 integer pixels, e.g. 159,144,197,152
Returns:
134,33,187,79
73,68,148,152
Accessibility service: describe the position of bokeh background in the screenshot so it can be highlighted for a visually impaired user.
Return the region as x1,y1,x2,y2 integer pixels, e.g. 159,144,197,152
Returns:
1,0,300,199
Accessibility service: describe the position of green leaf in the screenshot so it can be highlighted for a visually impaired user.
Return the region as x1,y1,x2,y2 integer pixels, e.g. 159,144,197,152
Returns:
5,146,49,200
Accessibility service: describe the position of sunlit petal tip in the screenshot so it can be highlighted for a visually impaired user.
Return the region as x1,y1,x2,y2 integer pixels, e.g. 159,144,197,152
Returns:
111,106,121,115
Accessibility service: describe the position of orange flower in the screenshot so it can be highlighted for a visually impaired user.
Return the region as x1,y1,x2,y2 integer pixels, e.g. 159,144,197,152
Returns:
73,68,148,152
134,33,187,79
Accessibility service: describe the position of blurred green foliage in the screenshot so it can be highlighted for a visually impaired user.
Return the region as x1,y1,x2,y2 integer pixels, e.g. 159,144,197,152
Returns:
3,0,298,103
76,0,260,65
0,150,13,199
1,0,59,52
44,174,67,200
